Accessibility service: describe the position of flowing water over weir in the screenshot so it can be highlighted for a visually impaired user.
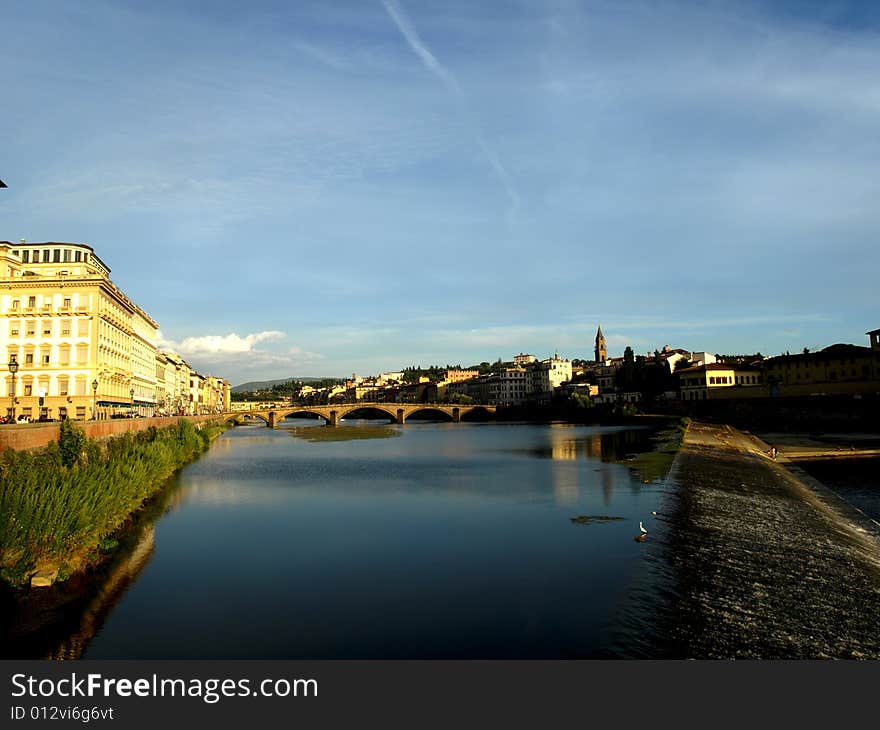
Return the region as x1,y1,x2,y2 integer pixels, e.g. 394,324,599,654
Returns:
3,420,677,659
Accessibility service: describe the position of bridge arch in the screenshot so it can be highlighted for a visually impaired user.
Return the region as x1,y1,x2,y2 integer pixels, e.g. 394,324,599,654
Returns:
403,406,455,423
335,404,401,423
276,408,332,425
227,412,271,426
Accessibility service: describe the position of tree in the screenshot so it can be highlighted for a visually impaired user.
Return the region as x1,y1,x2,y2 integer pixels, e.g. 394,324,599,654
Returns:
674,358,693,372
59,418,87,468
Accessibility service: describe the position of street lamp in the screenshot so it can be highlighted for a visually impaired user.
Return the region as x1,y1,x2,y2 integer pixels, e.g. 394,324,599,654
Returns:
8,355,19,422
92,379,99,420
130,387,135,415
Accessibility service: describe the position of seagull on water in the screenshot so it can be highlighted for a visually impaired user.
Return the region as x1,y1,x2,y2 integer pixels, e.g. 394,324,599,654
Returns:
639,521,648,535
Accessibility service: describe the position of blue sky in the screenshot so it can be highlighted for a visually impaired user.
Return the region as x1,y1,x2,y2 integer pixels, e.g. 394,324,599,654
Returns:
2,0,878,383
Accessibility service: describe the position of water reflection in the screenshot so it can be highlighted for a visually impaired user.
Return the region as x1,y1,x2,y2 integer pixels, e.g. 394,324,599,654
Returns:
47,527,156,660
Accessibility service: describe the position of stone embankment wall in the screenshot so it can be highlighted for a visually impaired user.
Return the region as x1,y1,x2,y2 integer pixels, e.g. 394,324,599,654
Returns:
657,421,880,658
0,415,225,452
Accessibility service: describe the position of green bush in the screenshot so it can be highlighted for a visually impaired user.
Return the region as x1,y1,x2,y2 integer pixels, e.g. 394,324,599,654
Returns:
0,419,222,586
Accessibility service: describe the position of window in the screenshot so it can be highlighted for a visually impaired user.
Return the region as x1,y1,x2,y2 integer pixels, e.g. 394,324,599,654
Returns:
24,384,32,396
74,251,82,262
61,320,71,335
43,249,50,262
76,380,87,396
63,297,71,308
63,249,72,262
32,250,39,263
78,319,89,336
43,322,52,336
42,354,50,365
22,251,29,263
11,299,19,310
28,296,36,308
60,346,70,365
59,378,69,396
26,322,35,336
83,253,89,263
9,321,19,336
53,249,61,263
76,406,86,419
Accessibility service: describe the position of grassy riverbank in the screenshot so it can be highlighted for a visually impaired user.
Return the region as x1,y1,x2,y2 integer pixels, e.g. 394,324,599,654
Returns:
623,417,689,483
0,419,225,588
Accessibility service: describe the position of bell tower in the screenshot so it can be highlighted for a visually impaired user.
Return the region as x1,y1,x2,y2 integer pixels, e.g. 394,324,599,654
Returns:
595,325,607,363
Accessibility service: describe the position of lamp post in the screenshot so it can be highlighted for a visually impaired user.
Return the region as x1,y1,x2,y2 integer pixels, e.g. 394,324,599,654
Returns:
130,387,135,416
92,379,99,420
8,355,18,423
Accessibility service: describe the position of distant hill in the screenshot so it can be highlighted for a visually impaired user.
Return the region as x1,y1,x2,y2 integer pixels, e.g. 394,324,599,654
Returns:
231,376,328,393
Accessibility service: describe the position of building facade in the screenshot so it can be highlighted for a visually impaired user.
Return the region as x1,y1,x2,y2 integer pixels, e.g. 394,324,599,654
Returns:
1,240,159,420
1,240,230,420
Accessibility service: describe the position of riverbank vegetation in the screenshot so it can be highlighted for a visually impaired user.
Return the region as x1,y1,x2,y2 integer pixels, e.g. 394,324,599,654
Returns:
624,417,690,483
0,419,224,588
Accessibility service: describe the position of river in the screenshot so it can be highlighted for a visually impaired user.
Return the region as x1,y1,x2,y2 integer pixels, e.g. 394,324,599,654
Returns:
4,419,675,659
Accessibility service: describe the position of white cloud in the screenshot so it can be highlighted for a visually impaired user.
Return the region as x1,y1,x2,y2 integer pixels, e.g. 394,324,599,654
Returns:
159,330,285,355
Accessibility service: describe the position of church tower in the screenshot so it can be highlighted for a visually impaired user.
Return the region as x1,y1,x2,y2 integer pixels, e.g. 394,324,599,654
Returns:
594,325,607,363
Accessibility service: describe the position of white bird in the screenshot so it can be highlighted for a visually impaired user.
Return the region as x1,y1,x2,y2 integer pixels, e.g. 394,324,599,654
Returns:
639,521,648,535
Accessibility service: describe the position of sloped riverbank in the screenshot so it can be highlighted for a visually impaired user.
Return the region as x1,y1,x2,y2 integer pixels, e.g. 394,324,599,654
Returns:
658,422,880,658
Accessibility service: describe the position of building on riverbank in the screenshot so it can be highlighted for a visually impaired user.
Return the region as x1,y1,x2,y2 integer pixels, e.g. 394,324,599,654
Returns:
0,240,159,420
677,362,764,401
1,240,229,420
763,340,880,397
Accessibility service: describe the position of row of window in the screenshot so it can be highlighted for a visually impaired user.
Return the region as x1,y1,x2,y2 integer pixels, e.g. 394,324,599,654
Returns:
8,296,85,313
9,318,90,337
13,248,90,265
8,347,90,366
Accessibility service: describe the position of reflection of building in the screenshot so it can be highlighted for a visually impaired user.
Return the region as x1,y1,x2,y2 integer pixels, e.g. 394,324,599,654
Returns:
549,427,578,461
1,240,158,420
549,429,580,504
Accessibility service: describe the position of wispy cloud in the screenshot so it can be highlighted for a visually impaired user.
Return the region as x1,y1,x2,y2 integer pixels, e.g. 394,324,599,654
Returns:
381,0,521,215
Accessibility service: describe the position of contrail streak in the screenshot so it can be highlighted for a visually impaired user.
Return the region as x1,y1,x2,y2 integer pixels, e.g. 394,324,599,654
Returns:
381,0,521,213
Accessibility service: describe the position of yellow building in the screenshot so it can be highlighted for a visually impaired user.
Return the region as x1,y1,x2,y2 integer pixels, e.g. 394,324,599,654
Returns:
1,240,159,420
678,363,764,401
763,341,880,397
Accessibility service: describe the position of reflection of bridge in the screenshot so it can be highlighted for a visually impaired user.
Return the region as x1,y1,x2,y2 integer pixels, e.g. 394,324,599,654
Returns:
227,402,497,428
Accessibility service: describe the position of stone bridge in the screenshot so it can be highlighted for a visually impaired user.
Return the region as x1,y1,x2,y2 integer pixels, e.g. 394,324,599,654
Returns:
227,402,497,428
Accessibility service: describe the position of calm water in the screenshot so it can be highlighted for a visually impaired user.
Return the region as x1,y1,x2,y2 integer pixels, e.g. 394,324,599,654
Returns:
8,420,674,659
797,457,880,521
